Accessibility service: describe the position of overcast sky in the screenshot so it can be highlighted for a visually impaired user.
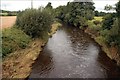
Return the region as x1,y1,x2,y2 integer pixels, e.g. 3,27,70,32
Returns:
1,0,119,12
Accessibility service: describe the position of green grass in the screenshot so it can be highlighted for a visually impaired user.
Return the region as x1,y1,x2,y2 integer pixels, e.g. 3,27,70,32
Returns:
95,36,107,46
0,13,8,16
0,12,17,16
94,17,103,22
2,27,31,57
87,16,103,30
88,17,103,23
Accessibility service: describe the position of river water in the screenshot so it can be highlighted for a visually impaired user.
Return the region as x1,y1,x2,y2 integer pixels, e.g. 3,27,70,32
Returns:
29,25,120,78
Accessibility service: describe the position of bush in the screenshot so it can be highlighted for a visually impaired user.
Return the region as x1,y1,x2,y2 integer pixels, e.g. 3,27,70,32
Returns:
16,8,53,38
73,16,87,28
2,27,31,57
93,20,101,25
106,19,120,47
102,14,115,30
88,20,102,31
95,36,107,46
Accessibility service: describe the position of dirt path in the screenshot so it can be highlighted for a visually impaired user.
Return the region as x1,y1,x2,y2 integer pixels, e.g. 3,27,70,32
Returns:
0,16,17,29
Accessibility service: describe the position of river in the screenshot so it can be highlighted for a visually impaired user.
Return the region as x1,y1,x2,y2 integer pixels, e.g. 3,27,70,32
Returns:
29,24,120,78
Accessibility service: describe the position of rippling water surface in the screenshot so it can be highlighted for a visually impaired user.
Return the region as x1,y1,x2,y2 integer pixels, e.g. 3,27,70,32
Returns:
29,25,120,78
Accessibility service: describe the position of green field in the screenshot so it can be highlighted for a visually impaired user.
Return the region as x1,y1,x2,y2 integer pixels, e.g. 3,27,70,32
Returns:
94,17,103,22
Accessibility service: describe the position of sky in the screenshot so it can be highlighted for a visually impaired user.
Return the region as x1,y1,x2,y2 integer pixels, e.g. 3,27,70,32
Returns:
1,0,119,12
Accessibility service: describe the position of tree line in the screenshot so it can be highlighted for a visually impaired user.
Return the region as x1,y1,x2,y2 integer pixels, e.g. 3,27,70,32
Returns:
101,1,120,48
2,0,120,57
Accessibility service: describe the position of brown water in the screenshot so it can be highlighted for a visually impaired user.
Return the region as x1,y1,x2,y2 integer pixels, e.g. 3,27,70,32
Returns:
29,25,120,78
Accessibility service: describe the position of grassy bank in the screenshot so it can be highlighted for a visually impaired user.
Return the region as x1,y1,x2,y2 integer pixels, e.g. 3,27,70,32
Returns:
85,17,120,67
2,27,31,57
2,22,62,78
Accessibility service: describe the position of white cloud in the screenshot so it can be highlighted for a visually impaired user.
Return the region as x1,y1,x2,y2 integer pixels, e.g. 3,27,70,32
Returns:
1,0,119,12
1,1,31,11
93,0,118,12
1,0,69,11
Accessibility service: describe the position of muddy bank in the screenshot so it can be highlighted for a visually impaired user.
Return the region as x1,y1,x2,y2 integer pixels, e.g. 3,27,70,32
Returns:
84,27,120,67
2,22,61,79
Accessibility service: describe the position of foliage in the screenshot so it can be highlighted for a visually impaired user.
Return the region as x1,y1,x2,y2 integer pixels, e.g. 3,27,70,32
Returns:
116,0,120,33
104,4,113,11
100,0,120,48
106,18,120,47
116,0,120,16
45,2,53,9
55,2,95,27
88,21,102,32
95,36,107,46
0,10,19,16
44,3,56,19
16,8,53,38
95,11,107,16
2,27,31,57
93,20,101,25
0,12,17,16
88,17,103,31
109,19,119,36
102,14,115,30
94,17,103,22
100,29,110,39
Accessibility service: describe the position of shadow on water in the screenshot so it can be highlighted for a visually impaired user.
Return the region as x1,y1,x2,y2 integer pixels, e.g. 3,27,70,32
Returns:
29,24,120,78
97,50,120,78
29,47,54,78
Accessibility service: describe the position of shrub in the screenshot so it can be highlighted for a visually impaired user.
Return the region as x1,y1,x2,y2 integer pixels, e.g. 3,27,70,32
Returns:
102,14,115,30
93,20,101,25
109,18,119,36
95,36,107,46
2,27,31,57
16,8,53,38
88,20,102,31
106,19,120,47
73,16,87,28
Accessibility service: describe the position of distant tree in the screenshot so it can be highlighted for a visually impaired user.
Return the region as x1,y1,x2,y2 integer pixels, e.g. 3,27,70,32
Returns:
95,11,106,16
95,11,99,16
44,2,56,20
104,4,113,11
55,1,95,27
45,2,53,9
102,0,120,47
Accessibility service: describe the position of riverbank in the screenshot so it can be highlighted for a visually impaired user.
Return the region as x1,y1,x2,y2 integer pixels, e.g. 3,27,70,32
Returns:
2,22,62,78
84,27,120,67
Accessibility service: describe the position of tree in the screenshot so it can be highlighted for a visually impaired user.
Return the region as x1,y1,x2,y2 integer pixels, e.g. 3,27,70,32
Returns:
102,0,120,47
95,11,99,16
45,2,53,9
95,11,106,16
104,4,113,11
102,14,115,30
116,0,120,33
55,1,95,27
16,8,53,38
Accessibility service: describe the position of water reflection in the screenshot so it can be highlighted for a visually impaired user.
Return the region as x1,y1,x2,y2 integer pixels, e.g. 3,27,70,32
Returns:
29,48,54,78
29,25,120,78
97,51,120,78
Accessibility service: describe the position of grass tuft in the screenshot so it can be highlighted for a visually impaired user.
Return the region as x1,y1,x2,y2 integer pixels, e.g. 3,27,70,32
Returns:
2,26,31,57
